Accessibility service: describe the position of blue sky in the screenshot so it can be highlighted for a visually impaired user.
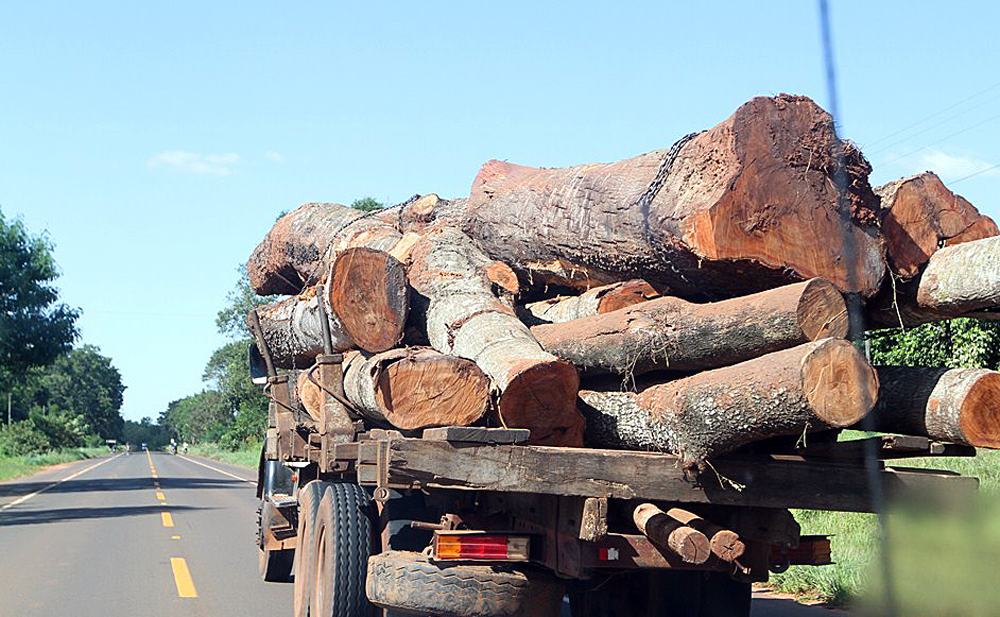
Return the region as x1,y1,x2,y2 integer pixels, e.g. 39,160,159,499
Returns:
2,1,998,422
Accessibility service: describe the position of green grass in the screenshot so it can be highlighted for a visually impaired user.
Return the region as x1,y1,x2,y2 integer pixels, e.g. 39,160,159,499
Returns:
0,447,107,481
187,441,261,469
769,436,1000,614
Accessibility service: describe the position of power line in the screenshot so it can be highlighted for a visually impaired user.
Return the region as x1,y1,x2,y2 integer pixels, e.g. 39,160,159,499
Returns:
866,81,1000,149
948,161,1000,185
868,90,1000,156
878,109,1000,166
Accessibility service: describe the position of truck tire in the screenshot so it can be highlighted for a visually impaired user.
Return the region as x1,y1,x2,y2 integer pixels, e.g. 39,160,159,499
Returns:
366,551,565,617
257,499,294,582
293,481,325,617
310,481,374,617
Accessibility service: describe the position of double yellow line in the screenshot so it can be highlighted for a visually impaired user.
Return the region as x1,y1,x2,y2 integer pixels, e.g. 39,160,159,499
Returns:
147,448,198,598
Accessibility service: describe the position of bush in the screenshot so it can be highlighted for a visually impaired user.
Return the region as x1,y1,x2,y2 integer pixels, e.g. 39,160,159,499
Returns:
0,421,51,456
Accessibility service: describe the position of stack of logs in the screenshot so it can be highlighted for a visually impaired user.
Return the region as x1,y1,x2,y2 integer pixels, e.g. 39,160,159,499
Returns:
246,93,1000,472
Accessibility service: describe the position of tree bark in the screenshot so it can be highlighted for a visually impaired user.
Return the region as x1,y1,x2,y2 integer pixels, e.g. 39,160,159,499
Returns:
458,95,884,299
251,251,408,367
251,290,352,369
519,279,660,326
877,172,997,278
407,226,583,446
578,338,878,467
532,279,849,377
247,202,402,295
857,366,1000,448
866,235,1000,328
298,348,491,431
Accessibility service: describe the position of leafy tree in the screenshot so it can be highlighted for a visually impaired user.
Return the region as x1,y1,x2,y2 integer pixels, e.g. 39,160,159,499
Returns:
0,421,51,456
350,197,383,212
868,319,1000,370
32,345,125,440
158,390,230,443
215,264,276,340
122,417,171,450
0,209,79,392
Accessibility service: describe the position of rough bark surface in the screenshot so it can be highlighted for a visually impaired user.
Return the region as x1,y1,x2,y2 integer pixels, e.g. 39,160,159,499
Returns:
578,338,878,466
520,280,660,326
877,172,998,278
533,279,849,377
407,227,583,446
916,235,1000,314
633,503,710,564
461,95,884,299
859,366,1000,448
251,290,352,369
247,202,403,295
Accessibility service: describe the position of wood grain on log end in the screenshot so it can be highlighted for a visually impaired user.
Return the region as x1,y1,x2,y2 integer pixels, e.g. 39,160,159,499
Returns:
797,279,849,340
709,530,746,563
374,350,490,430
668,526,712,564
958,371,1000,448
483,261,520,296
327,247,408,353
498,358,584,447
801,338,879,427
596,279,660,313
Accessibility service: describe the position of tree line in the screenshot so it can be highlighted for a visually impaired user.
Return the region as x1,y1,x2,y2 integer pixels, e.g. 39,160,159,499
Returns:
0,208,129,455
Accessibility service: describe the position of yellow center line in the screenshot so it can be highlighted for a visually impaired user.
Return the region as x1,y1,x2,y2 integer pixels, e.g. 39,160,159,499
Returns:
156,491,166,501
171,535,181,540
170,558,198,598
161,512,174,527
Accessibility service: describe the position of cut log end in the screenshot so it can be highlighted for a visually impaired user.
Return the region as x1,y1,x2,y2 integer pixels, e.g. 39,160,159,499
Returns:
597,279,660,313
801,338,879,427
498,359,583,447
797,278,849,340
375,352,491,430
328,247,408,353
709,530,746,563
959,371,1000,448
668,526,712,564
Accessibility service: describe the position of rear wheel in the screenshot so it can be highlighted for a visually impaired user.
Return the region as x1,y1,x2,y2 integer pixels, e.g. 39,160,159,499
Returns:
310,481,374,617
293,481,325,617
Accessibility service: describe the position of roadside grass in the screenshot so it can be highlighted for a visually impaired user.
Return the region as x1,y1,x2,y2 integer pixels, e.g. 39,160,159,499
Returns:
187,441,261,469
770,435,1000,614
0,447,107,481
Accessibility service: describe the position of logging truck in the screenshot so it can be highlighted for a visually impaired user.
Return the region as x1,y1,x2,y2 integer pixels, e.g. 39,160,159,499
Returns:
249,344,978,617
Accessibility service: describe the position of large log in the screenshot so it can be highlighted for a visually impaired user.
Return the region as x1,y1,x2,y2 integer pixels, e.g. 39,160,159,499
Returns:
578,338,878,467
459,95,884,299
858,366,1000,448
519,279,660,326
247,202,402,295
251,250,408,367
877,172,997,279
407,226,584,446
867,235,1000,328
298,348,491,431
532,279,848,377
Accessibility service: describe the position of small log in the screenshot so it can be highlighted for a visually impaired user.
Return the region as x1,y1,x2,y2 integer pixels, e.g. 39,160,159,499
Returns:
247,202,402,295
857,366,1000,448
663,507,745,563
917,235,1000,315
299,348,491,431
407,226,583,446
459,94,884,299
520,280,660,325
579,338,878,466
533,279,848,377
251,290,352,369
877,172,997,278
633,503,710,564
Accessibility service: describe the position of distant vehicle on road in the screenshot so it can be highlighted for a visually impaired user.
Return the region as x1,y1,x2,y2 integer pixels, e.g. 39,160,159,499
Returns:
141,442,147,450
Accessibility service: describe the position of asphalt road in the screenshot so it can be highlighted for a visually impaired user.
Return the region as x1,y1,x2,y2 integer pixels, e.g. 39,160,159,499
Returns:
0,452,847,617
0,450,290,617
